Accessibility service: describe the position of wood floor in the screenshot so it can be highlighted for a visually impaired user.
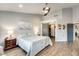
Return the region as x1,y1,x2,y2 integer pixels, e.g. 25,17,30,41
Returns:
4,38,79,56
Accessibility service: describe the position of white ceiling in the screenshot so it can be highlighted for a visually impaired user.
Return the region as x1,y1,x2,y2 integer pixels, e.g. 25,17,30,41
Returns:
0,3,79,14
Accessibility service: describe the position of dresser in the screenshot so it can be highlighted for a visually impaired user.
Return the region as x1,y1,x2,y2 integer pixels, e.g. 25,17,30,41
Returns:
4,37,16,51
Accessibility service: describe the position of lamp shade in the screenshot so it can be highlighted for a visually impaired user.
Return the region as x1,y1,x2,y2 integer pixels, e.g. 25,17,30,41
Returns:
8,30,13,35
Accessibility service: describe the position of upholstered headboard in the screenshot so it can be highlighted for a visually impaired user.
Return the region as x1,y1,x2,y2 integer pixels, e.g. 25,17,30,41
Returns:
14,21,35,38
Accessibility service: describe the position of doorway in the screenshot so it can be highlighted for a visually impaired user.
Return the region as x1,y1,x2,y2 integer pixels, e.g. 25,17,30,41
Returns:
41,23,56,42
48,24,55,42
48,24,55,38
73,23,79,48
74,23,79,40
67,24,73,43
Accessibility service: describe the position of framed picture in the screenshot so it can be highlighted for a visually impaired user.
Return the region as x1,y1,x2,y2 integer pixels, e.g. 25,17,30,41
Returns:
58,24,62,29
63,25,65,29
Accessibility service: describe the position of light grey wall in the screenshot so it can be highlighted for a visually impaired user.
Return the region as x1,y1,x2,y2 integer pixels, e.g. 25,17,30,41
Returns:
62,8,73,24
42,23,49,36
0,11,42,28
0,11,42,45
73,5,79,23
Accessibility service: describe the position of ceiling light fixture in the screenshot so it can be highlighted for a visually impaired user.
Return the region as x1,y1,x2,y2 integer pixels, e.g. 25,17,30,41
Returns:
19,4,23,8
42,3,50,16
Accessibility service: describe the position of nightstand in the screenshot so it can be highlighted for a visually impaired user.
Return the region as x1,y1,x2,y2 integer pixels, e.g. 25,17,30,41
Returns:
4,37,16,51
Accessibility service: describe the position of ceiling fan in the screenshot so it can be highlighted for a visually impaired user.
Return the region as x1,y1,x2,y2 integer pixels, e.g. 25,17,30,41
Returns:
42,3,50,16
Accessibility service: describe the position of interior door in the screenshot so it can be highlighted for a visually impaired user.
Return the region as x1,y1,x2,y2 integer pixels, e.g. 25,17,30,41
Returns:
67,24,73,43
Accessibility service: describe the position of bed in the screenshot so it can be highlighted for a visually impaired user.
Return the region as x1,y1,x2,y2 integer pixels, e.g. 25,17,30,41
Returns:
17,36,52,56
14,22,52,56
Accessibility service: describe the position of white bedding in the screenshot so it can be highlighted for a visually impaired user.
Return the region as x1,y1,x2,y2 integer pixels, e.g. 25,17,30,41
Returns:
17,36,52,56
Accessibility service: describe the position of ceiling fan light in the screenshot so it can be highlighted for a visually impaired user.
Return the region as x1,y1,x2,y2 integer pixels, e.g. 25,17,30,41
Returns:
43,6,49,11
44,10,48,13
45,7,49,10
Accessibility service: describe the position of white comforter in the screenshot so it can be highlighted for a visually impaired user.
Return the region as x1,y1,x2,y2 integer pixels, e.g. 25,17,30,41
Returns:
17,36,52,56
